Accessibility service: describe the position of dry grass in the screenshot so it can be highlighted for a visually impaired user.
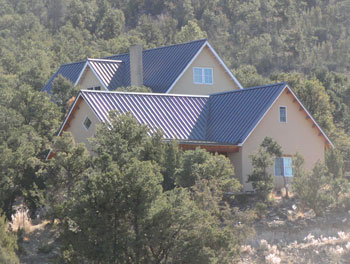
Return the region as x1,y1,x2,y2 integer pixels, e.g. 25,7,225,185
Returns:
9,206,50,234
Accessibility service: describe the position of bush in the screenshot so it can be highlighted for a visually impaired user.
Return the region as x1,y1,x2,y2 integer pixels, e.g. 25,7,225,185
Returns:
0,211,19,264
248,137,282,201
292,154,333,216
255,202,268,219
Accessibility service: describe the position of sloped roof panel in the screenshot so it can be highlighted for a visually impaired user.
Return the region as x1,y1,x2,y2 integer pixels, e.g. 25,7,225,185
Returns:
87,59,124,89
41,61,86,93
206,83,287,144
80,91,209,141
42,39,207,93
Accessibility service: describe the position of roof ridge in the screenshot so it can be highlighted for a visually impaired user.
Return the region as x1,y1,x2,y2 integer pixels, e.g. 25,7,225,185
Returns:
209,82,287,96
88,58,123,63
103,39,208,59
80,89,210,98
55,39,208,69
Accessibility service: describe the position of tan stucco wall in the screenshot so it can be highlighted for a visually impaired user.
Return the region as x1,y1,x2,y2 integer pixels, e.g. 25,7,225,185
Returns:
240,90,327,191
170,46,239,95
78,67,107,91
65,100,99,151
228,149,243,185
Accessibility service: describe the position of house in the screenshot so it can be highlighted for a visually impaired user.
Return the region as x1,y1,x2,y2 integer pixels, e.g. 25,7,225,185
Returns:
42,39,243,96
48,82,333,191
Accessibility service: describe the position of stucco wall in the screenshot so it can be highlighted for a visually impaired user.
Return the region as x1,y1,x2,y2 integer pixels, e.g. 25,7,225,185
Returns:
170,47,239,95
65,100,99,151
240,90,327,191
228,149,243,185
78,67,107,91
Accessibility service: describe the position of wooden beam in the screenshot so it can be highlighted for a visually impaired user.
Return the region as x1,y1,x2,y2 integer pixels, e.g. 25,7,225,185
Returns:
179,144,240,153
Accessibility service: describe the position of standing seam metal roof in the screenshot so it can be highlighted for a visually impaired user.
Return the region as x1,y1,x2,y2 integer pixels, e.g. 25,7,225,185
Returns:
80,91,209,141
77,83,288,145
206,83,287,144
42,39,208,93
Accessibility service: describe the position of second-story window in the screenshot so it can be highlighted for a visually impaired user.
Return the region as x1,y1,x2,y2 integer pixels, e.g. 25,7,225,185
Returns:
193,67,213,85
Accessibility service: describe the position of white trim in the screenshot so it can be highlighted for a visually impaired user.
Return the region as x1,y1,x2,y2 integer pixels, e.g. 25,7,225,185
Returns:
165,43,206,93
165,41,243,93
82,116,92,130
74,60,108,90
205,42,243,89
240,85,287,146
74,61,89,86
80,89,210,98
87,58,122,63
239,85,334,147
193,67,213,85
46,92,103,160
279,105,287,123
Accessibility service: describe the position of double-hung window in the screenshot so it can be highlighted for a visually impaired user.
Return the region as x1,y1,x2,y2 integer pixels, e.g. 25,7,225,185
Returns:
193,67,213,85
275,157,293,177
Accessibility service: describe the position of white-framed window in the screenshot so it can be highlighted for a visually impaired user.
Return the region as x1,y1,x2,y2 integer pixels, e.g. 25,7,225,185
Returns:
279,106,287,123
83,116,92,130
193,67,213,85
275,157,293,177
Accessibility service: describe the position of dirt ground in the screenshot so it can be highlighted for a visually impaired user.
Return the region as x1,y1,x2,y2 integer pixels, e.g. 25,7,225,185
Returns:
239,195,350,264
17,196,350,264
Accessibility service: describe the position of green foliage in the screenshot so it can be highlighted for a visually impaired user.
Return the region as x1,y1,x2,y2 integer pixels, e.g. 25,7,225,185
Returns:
255,201,268,219
0,211,19,264
51,75,79,114
57,112,252,263
38,132,91,219
248,137,282,201
326,148,344,178
174,19,207,43
0,84,60,217
292,154,333,216
116,85,152,93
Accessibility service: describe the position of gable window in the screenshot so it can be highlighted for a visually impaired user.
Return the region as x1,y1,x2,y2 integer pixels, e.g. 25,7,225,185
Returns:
275,157,293,177
193,67,213,85
279,106,287,123
83,117,92,130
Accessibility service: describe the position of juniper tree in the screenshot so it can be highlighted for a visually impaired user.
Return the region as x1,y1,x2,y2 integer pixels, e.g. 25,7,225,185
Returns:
248,137,283,201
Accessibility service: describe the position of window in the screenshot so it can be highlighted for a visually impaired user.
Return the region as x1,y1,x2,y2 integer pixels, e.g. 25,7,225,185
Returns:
83,117,92,130
193,67,213,85
279,106,287,123
275,157,293,177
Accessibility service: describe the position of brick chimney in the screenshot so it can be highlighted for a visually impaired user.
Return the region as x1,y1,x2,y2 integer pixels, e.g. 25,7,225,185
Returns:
129,44,143,87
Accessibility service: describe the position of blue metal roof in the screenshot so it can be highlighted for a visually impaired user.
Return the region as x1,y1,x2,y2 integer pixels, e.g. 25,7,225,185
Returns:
42,39,207,93
42,61,86,93
80,91,209,141
87,59,124,89
73,83,287,145
206,83,287,144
